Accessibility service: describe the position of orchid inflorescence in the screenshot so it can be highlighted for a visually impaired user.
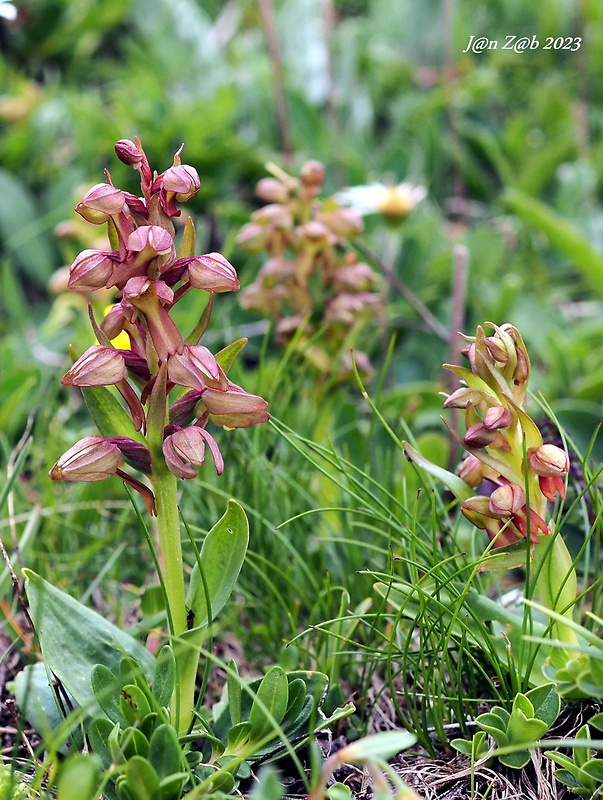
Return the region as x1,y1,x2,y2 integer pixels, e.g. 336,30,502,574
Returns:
50,137,269,511
443,322,569,549
238,161,382,378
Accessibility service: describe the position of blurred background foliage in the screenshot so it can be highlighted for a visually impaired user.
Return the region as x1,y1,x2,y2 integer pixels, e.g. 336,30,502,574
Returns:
1,0,603,673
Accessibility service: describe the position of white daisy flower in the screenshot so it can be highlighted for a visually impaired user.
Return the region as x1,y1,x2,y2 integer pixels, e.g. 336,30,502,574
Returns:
334,181,426,219
0,1,17,21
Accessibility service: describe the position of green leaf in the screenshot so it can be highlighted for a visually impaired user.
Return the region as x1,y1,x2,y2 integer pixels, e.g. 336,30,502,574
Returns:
123,757,160,800
283,678,306,722
502,188,603,294
91,664,126,725
581,759,603,782
152,646,175,709
507,712,548,745
120,684,152,726
186,499,249,630
451,738,474,756
512,693,535,719
88,717,115,770
81,384,147,445
148,724,183,778
476,710,509,741
402,442,474,502
119,727,150,760
525,683,561,727
226,721,252,752
215,338,248,374
57,754,100,800
248,666,289,742
227,659,242,726
573,724,592,770
23,569,154,716
499,749,531,769
589,712,603,733
248,765,284,800
327,785,353,800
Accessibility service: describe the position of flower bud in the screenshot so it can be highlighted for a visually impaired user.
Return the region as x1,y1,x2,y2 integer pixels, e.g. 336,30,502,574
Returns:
167,345,226,392
236,222,269,251
201,383,270,428
163,426,224,478
528,444,569,477
115,139,144,166
75,183,126,224
100,303,127,340
319,208,364,239
251,204,293,229
127,225,174,259
442,387,481,410
463,422,499,449
49,436,123,482
300,160,325,187
159,164,201,216
489,484,525,516
67,249,117,292
458,454,484,487
330,259,375,292
296,220,333,243
483,406,512,430
62,345,127,387
187,252,240,293
255,177,289,204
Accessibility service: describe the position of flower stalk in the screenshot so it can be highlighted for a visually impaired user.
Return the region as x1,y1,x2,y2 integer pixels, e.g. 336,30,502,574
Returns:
50,137,269,733
404,321,578,658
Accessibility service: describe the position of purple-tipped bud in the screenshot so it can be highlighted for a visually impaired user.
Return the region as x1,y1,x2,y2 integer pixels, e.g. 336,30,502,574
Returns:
256,178,289,204
463,422,498,449
528,444,569,477
296,220,333,243
62,345,127,387
187,253,240,293
330,259,375,292
236,222,269,251
489,484,525,516
319,209,364,239
100,304,127,341
163,426,224,478
458,454,484,487
201,383,270,429
127,225,174,259
75,183,126,224
442,387,486,410
159,164,200,216
49,436,123,482
115,139,144,166
483,406,513,430
167,346,226,392
67,249,117,292
251,204,293,229
300,160,325,187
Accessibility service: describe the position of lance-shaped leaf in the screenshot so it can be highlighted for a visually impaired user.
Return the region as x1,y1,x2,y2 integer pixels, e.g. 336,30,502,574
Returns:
186,499,249,631
23,569,154,716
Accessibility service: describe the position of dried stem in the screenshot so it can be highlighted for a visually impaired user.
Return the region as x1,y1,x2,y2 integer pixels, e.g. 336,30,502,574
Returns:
352,240,449,342
258,0,294,168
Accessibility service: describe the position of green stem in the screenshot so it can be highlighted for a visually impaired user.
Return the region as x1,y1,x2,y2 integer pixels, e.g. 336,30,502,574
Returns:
151,458,197,735
532,533,579,648
151,463,187,637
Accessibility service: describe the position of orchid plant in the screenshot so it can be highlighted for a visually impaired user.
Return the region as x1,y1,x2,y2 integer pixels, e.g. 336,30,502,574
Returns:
46,137,269,735
404,322,581,679
238,161,382,380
